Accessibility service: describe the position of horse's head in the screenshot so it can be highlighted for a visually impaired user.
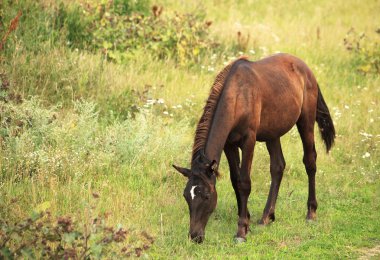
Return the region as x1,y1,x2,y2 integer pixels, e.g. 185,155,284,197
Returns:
173,153,218,243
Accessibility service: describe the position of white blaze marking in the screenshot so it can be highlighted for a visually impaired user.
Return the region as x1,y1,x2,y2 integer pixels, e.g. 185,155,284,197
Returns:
190,185,198,200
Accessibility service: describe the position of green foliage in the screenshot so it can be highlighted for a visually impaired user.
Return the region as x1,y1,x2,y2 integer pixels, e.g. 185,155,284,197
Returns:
0,203,154,258
88,4,216,65
1,0,216,65
0,96,191,182
56,3,93,49
109,0,151,15
344,28,380,74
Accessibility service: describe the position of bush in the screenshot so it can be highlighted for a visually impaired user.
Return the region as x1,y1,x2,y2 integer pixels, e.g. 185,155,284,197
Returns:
0,96,191,182
1,1,217,65
88,4,216,65
0,200,154,258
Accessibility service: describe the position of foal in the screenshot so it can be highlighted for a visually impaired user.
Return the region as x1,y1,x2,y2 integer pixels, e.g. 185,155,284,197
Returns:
173,53,335,243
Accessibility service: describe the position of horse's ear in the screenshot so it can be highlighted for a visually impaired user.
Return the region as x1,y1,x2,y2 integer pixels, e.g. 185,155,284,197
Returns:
172,164,192,178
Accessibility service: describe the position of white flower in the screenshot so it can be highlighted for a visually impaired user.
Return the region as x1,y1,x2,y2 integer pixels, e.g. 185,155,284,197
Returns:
359,131,373,138
362,152,370,158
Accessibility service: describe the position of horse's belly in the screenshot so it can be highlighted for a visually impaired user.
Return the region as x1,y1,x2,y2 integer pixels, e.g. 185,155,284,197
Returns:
256,98,302,141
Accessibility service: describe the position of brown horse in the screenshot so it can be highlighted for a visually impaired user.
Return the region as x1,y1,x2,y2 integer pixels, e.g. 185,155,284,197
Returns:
173,53,335,243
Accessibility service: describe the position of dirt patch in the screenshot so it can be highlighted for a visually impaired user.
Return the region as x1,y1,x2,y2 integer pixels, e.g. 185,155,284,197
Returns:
358,245,380,260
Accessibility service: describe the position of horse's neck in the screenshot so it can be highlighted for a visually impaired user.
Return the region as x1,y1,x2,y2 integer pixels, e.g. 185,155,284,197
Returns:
204,94,235,163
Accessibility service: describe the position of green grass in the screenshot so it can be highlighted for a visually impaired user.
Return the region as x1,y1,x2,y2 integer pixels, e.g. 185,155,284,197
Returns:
1,0,379,258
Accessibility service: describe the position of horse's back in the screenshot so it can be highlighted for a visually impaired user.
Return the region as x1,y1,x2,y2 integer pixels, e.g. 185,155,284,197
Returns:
248,54,317,141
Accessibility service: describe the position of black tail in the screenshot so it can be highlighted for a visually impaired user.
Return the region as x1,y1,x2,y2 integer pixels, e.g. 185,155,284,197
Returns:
316,85,335,152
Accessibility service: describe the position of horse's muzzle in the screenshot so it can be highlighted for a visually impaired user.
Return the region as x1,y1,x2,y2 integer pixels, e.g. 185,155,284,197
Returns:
189,231,205,243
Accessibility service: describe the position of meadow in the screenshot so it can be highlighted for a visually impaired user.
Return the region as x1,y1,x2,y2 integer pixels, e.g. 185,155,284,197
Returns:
0,0,379,258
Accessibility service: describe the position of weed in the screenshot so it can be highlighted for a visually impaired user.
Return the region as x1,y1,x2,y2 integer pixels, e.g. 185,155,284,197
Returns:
0,198,154,258
344,28,380,74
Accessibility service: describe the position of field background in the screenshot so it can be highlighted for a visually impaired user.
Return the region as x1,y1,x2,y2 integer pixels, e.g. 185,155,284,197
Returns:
1,0,379,258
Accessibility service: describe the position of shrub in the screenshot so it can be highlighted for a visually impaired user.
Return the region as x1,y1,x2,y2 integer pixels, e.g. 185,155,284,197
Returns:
0,201,154,258
1,1,217,65
89,4,216,65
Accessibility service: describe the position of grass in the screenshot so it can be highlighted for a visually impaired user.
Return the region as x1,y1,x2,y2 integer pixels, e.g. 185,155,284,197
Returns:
1,0,379,258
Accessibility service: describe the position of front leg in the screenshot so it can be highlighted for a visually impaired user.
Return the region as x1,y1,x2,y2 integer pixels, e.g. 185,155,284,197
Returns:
235,132,256,241
224,143,242,216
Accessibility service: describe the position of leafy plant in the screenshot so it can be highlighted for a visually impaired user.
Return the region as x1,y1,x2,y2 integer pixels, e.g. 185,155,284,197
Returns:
344,28,380,74
0,198,154,258
89,4,217,65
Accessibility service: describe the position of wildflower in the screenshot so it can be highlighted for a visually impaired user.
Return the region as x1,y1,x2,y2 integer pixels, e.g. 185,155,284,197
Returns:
333,107,341,119
157,98,165,104
249,49,255,54
163,111,169,115
359,131,373,138
362,152,370,158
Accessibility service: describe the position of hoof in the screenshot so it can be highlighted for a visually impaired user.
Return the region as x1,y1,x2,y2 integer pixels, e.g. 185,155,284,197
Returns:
234,237,247,243
306,211,317,221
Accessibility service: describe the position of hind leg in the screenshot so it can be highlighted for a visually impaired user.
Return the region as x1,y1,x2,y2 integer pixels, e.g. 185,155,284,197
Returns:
259,138,286,225
297,119,318,220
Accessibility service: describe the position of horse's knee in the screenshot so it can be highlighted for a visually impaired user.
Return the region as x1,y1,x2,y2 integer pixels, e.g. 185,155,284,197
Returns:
238,180,251,195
